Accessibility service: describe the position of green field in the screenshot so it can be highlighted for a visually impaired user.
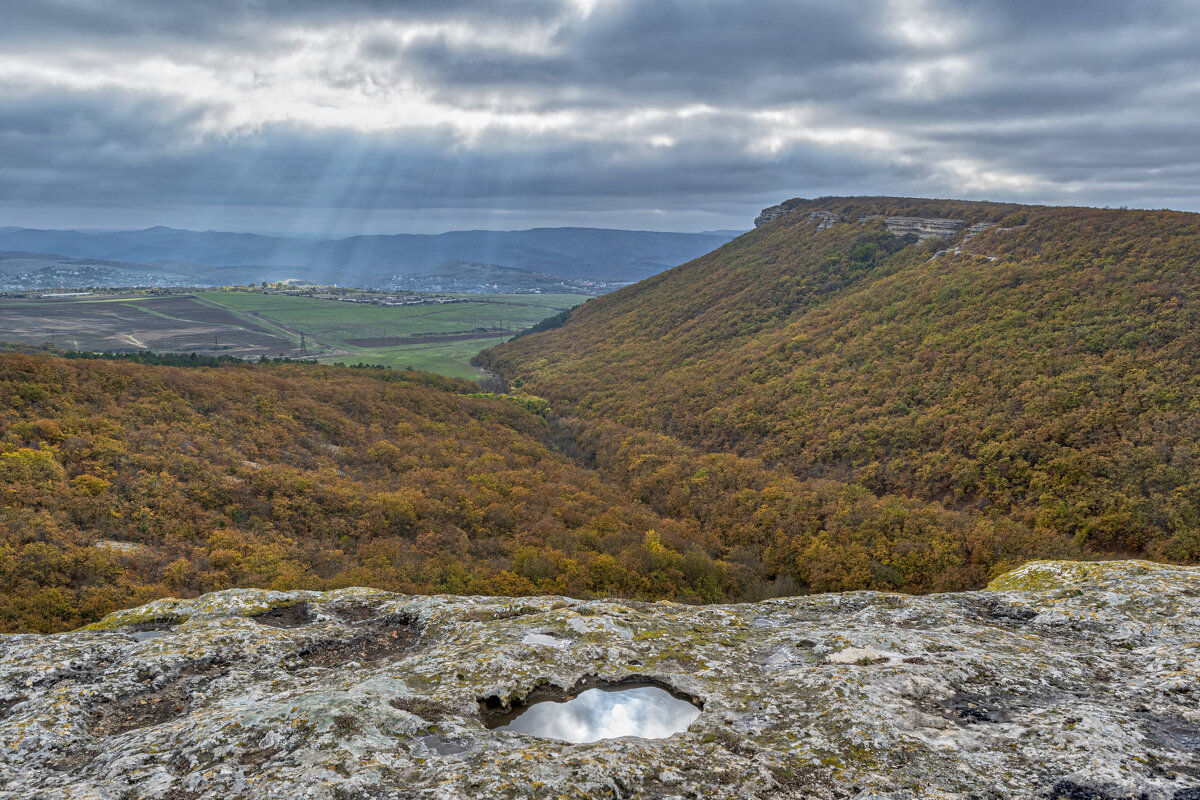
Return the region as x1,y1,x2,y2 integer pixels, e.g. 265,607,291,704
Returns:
197,291,586,378
0,290,586,380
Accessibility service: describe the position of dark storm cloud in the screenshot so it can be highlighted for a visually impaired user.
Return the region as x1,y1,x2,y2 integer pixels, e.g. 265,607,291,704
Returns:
2,0,1199,232
0,88,887,210
381,0,898,109
0,0,565,43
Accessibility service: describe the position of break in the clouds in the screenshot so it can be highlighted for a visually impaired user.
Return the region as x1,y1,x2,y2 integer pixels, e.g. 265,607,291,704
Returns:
1,0,1198,234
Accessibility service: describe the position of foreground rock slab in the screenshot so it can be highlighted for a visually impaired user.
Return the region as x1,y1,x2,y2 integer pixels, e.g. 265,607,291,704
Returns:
2,560,1199,799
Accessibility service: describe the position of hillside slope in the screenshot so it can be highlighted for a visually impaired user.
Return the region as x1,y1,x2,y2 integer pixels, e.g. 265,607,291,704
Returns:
0,251,203,291
0,354,735,632
481,197,1200,574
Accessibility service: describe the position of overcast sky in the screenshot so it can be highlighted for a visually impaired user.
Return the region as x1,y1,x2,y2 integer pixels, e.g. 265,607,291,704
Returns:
1,0,1197,235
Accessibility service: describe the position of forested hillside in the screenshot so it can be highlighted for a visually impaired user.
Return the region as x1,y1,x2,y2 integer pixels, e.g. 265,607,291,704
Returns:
7,196,1199,634
480,197,1200,585
0,355,734,632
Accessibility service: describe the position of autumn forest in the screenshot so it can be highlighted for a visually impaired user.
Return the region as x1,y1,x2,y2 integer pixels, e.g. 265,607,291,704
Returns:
4,197,1199,632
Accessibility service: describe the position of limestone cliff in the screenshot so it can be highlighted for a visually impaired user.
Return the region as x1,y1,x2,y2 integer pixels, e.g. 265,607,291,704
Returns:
753,203,790,226
2,560,1199,799
754,202,969,241
879,216,965,240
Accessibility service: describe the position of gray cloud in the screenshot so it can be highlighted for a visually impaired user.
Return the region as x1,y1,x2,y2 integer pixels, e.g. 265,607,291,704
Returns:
1,0,1198,233
0,0,565,42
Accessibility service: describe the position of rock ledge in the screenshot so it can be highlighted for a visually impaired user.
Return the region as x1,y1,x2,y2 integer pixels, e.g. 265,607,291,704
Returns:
2,559,1199,799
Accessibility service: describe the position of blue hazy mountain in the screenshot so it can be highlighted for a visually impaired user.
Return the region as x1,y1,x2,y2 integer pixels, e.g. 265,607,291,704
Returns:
0,226,737,287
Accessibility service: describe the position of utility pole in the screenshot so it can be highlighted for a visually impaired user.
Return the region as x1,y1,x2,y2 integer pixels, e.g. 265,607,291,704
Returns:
300,332,307,355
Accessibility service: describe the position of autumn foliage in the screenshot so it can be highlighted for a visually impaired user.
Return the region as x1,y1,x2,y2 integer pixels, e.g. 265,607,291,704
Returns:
6,197,1200,633
480,198,1200,589
0,355,733,632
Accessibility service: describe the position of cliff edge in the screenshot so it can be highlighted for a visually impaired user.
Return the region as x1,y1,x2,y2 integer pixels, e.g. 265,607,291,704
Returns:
2,559,1199,799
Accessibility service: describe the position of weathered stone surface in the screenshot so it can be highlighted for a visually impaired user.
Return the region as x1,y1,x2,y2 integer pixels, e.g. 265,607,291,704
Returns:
754,203,790,227
754,205,969,242
2,560,1199,799
809,210,840,230
882,216,965,240
753,205,839,230
963,221,995,240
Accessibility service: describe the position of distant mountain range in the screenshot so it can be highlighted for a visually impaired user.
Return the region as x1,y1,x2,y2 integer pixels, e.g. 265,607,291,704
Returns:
0,225,738,290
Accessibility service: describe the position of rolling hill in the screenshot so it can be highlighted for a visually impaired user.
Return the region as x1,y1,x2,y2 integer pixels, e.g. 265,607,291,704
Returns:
479,197,1200,589
0,251,205,291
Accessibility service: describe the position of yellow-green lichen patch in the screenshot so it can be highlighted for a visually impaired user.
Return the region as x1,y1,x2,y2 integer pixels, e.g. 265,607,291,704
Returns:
78,588,329,631
986,559,1178,592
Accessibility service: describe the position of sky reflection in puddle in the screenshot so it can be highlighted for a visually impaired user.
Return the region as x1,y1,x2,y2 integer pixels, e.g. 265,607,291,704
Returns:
490,685,700,743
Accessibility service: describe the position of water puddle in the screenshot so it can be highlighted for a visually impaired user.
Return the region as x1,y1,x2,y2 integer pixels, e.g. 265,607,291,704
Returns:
481,680,701,743
521,632,572,649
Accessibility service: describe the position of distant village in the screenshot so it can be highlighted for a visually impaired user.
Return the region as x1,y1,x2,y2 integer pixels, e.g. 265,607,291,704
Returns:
258,283,469,307
0,283,470,308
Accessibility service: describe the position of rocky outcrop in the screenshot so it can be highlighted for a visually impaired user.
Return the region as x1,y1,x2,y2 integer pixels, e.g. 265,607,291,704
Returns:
755,204,969,242
3,560,1200,799
758,208,840,230
753,205,839,230
754,203,791,227
963,221,995,241
809,210,840,230
882,216,966,240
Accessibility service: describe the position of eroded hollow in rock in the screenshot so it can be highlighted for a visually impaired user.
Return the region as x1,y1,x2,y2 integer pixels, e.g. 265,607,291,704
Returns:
479,677,702,744
89,680,190,737
292,613,419,668
251,602,314,628
122,615,184,641
0,696,25,719
333,601,382,623
90,657,231,737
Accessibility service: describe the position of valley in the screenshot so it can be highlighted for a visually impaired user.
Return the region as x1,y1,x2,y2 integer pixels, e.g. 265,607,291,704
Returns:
5,196,1200,637
480,197,1200,591
0,289,586,379
7,5,1197,797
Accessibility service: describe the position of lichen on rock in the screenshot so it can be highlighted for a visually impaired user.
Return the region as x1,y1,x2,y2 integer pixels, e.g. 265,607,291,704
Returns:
2,561,1199,798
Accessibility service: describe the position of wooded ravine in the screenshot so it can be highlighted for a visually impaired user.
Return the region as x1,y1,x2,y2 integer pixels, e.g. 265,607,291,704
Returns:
5,196,1198,632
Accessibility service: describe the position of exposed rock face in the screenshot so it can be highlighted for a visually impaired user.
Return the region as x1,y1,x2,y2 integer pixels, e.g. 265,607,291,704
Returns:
754,204,968,243
963,221,995,240
753,204,838,229
882,216,966,240
3,560,1199,799
809,210,840,230
754,203,790,226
